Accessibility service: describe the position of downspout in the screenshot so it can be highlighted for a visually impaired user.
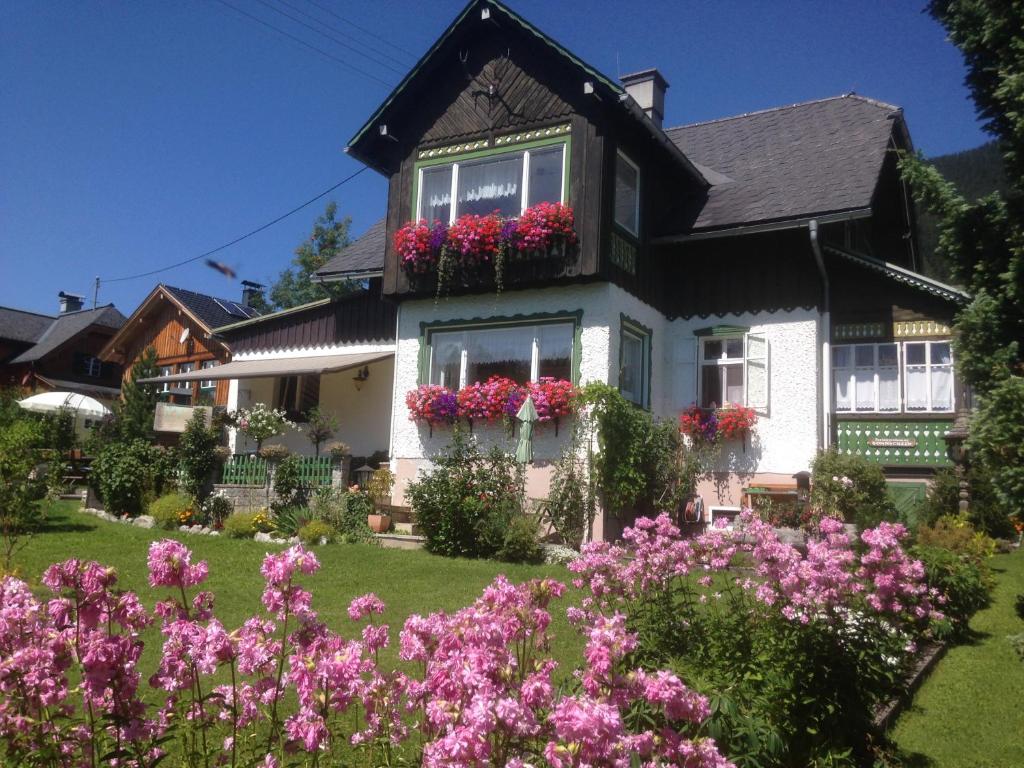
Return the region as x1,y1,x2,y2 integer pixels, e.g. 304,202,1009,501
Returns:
809,220,832,450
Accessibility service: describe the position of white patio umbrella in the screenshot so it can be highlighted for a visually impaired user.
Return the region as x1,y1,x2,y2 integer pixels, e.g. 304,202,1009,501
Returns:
17,391,112,419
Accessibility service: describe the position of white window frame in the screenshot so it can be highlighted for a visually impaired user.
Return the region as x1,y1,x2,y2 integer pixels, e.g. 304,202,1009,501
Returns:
903,340,955,413
79,354,102,378
619,320,651,409
614,150,641,237
416,142,567,224
200,360,217,391
427,320,575,389
698,336,745,409
831,340,954,414
157,365,173,395
696,333,769,413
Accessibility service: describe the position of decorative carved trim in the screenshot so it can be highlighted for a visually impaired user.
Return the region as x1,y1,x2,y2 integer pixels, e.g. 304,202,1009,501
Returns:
493,123,571,147
609,231,637,275
417,139,489,159
893,320,951,338
834,322,886,341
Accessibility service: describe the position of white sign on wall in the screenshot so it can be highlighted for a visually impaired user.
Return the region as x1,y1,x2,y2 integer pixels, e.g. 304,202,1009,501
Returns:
154,403,212,433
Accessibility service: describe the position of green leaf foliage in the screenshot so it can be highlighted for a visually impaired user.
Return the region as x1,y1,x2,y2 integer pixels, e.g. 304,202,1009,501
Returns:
268,201,357,309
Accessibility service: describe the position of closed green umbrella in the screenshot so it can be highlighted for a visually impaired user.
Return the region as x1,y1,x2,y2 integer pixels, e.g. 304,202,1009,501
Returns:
515,395,538,464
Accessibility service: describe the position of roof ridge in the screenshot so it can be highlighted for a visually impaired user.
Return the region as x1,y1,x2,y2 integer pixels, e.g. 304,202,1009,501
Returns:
0,305,55,319
161,283,247,307
666,93,902,133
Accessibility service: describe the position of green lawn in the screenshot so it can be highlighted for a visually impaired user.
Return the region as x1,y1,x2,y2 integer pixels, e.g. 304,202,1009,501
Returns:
891,548,1024,767
11,500,584,681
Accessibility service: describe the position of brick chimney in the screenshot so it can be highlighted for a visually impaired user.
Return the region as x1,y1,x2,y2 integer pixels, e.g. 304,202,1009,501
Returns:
621,68,669,129
58,291,84,314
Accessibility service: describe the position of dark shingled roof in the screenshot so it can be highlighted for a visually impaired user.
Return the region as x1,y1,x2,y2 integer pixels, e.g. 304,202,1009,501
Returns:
9,305,126,363
0,307,55,344
665,94,904,231
162,285,260,330
316,219,386,278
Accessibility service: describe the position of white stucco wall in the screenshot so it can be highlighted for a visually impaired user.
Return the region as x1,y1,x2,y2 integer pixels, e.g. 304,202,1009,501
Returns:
225,340,396,458
667,308,822,475
390,284,617,468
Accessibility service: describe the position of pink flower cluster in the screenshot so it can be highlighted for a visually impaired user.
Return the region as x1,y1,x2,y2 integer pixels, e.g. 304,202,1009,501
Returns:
408,376,578,426
395,202,577,281
570,512,942,632
0,540,733,768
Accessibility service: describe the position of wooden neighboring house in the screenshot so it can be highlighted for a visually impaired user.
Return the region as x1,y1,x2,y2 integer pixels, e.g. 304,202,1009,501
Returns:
308,0,967,538
99,284,261,407
0,292,125,402
138,280,397,460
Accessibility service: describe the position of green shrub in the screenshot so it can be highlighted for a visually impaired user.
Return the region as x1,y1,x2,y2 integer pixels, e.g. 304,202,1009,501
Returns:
406,427,525,559
497,515,542,563
272,455,307,509
272,505,310,538
912,544,993,638
0,414,48,570
309,488,374,543
810,450,897,528
298,519,336,546
223,512,258,539
178,411,219,500
916,515,995,567
546,426,595,549
148,492,193,530
918,466,1014,538
91,439,177,516
1015,592,1024,622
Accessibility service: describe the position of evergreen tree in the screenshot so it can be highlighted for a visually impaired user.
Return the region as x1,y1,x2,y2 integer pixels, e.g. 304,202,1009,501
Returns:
899,0,1024,514
119,347,159,441
268,201,354,309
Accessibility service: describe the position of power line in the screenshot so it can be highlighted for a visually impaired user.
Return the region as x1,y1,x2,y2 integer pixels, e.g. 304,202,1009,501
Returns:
300,0,417,64
103,166,368,284
212,0,395,88
263,0,409,75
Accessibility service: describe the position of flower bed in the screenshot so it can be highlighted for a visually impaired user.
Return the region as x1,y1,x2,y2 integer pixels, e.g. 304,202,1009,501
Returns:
0,540,735,767
394,202,577,292
407,377,577,428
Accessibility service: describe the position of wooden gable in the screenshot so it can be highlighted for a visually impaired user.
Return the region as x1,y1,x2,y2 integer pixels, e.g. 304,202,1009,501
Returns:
418,46,576,146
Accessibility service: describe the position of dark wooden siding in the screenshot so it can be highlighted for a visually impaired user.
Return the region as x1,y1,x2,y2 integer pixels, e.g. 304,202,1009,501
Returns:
224,290,397,354
660,229,822,319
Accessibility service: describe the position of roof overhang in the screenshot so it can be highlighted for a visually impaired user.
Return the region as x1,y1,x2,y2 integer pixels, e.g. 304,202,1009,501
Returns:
823,245,969,304
316,269,383,284
651,208,873,244
138,351,393,384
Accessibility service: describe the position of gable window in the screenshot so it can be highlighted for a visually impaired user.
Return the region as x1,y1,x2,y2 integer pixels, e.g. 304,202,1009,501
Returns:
832,341,954,413
614,151,640,236
697,332,769,411
74,353,103,378
427,319,575,388
416,141,567,224
619,316,651,408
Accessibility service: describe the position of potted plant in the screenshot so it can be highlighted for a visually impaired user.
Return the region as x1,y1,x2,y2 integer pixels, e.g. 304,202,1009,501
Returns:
305,406,339,457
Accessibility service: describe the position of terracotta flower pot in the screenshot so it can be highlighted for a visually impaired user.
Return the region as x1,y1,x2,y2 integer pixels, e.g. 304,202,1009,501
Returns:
367,514,392,534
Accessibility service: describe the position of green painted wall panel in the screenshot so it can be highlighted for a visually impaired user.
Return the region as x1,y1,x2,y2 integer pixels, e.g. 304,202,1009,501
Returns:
835,418,953,467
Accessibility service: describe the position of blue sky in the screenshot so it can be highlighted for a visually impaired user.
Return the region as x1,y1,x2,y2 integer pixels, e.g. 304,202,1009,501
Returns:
1,1,987,316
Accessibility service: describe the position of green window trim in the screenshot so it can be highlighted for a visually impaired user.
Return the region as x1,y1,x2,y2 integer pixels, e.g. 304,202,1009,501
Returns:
694,324,750,338
417,310,584,386
411,133,572,221
619,313,653,410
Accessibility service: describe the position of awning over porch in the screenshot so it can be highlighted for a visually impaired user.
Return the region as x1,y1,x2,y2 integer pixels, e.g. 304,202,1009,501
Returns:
138,351,393,384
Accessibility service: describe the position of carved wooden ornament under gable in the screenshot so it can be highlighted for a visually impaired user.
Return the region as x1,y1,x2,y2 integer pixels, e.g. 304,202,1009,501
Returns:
421,53,573,145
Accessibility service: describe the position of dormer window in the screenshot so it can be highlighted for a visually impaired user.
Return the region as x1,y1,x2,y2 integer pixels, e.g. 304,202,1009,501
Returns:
614,150,640,236
416,141,567,225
